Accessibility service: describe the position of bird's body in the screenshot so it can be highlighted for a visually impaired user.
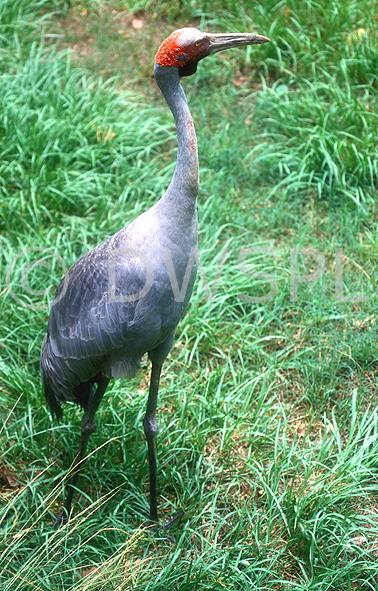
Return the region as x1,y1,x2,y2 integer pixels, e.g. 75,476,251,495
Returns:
40,27,269,528
41,187,198,413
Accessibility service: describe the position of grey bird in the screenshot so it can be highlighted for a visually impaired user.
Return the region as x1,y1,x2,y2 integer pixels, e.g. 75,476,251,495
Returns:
40,27,270,529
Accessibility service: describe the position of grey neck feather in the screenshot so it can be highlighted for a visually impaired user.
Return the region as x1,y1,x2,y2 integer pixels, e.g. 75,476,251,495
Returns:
154,64,199,218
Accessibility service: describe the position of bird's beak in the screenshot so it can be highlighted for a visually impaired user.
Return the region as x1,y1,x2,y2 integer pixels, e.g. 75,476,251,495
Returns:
206,32,270,54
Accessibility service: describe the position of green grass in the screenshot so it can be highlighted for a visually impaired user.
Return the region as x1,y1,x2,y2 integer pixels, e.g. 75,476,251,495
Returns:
1,0,378,589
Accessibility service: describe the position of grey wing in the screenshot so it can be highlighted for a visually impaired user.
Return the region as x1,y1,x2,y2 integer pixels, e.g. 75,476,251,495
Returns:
48,243,152,367
41,240,158,408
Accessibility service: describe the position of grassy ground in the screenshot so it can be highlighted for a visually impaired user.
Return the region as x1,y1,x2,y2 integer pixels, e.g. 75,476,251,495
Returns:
1,0,378,588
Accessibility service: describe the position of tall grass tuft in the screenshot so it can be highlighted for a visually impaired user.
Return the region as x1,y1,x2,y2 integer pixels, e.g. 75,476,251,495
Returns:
250,78,378,204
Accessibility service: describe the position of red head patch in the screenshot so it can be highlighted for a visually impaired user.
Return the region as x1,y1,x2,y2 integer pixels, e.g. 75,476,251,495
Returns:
155,31,189,67
155,28,210,69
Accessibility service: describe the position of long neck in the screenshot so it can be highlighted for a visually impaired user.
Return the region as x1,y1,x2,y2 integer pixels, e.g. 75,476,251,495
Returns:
154,64,199,216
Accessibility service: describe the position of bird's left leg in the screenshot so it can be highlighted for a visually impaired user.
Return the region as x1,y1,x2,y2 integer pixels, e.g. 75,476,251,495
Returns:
53,376,110,527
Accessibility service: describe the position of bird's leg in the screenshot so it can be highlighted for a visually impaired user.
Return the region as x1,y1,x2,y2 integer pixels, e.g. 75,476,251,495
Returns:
142,362,184,538
53,376,109,527
143,361,162,525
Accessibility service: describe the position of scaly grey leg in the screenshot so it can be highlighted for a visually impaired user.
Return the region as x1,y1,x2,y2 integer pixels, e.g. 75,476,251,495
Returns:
143,361,162,524
53,376,109,527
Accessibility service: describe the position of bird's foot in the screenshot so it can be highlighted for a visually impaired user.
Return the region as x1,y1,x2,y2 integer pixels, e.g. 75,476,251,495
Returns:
144,512,184,542
161,512,183,530
51,510,69,530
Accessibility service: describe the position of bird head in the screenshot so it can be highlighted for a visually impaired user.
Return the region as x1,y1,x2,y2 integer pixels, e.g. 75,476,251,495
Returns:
155,27,270,77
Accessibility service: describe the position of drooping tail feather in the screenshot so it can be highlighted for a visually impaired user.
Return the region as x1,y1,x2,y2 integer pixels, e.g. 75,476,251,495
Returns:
41,369,63,420
40,333,103,418
40,333,78,420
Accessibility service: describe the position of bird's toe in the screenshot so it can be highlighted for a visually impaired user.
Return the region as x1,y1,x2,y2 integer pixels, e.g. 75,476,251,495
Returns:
143,511,184,542
51,510,69,530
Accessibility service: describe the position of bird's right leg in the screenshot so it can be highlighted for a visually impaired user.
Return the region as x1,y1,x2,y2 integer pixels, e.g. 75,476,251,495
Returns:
143,360,162,525
143,360,183,537
53,376,109,527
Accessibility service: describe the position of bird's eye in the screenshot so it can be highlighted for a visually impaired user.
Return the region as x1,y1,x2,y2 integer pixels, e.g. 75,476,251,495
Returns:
195,42,200,46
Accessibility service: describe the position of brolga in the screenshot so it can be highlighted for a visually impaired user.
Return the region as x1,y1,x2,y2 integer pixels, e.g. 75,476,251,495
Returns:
41,27,269,530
